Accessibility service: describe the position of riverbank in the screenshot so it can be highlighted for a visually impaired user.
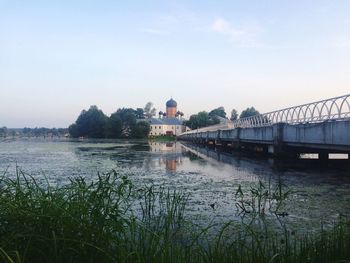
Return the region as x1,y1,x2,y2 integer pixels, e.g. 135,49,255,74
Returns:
0,169,349,263
148,135,176,142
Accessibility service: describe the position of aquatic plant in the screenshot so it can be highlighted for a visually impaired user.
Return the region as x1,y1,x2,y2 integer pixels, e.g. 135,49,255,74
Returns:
235,177,293,216
0,168,349,263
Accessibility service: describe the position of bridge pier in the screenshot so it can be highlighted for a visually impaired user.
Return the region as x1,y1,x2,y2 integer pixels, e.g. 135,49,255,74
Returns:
271,123,284,157
319,152,329,161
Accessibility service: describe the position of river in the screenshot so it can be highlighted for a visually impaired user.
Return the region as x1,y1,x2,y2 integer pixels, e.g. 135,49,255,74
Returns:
0,138,349,232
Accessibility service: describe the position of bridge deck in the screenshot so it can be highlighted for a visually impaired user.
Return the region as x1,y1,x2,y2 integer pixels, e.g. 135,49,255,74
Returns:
179,94,350,158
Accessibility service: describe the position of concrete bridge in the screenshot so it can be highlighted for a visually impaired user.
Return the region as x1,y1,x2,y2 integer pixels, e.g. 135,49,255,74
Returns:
178,94,350,159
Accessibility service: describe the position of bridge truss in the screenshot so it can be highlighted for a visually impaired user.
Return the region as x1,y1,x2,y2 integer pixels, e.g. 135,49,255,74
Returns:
233,94,350,128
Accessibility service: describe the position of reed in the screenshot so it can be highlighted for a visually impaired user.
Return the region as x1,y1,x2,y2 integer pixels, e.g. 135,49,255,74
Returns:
0,168,349,262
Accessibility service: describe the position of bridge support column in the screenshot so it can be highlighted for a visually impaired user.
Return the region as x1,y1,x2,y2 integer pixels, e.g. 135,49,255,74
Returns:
271,123,285,157
319,152,329,160
232,128,241,150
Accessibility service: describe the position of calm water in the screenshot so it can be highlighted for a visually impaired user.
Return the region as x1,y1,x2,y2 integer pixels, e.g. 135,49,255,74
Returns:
1,138,349,231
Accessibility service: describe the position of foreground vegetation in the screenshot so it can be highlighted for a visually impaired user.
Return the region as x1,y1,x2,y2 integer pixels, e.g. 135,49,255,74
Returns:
0,169,349,263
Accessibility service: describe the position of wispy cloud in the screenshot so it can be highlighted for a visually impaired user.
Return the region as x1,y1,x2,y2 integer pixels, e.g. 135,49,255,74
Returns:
210,18,261,47
140,28,170,36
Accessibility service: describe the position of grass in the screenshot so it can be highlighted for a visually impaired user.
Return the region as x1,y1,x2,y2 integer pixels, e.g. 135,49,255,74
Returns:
148,135,176,142
0,168,349,263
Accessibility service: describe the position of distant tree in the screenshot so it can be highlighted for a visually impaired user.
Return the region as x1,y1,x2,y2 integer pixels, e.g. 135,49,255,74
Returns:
23,127,31,135
69,104,154,139
105,113,122,138
240,107,260,119
0,127,7,137
68,124,80,138
185,115,197,129
131,121,150,138
209,107,226,118
69,105,108,138
197,111,211,126
144,102,156,119
230,109,238,121
135,108,145,119
113,108,137,137
185,111,218,129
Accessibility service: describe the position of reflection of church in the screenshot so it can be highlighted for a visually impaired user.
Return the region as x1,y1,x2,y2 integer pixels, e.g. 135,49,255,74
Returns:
149,142,183,172
148,98,188,136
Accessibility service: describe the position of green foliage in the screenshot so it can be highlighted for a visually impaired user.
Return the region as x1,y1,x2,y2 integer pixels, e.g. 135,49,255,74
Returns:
230,109,238,121
114,108,137,138
0,128,67,138
131,121,151,139
209,106,226,118
105,113,122,139
68,124,80,138
240,107,260,118
135,108,145,119
144,102,156,119
0,127,7,137
69,106,150,139
185,111,220,129
0,169,349,263
235,179,293,216
69,106,108,138
149,135,176,142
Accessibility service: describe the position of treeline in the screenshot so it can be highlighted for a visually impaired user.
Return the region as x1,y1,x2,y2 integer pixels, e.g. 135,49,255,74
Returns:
0,127,68,138
68,105,151,139
185,106,260,129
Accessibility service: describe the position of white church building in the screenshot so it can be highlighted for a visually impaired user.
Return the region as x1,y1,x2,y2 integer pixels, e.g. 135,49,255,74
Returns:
148,98,188,136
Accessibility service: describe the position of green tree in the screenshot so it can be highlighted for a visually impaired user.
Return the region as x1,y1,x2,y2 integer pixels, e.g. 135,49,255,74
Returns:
68,124,80,138
105,113,122,138
144,102,156,119
240,107,260,118
185,111,218,129
209,107,226,118
230,109,238,121
114,108,137,137
0,127,7,137
135,108,145,119
131,121,150,138
69,106,108,138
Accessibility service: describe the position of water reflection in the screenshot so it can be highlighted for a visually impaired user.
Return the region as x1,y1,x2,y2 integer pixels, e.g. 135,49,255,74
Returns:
149,142,183,172
178,142,350,227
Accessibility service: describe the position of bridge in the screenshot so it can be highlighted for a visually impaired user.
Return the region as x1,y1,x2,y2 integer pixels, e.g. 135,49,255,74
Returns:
178,94,350,159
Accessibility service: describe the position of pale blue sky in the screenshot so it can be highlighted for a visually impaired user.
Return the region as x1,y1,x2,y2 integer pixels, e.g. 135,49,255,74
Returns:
1,0,350,127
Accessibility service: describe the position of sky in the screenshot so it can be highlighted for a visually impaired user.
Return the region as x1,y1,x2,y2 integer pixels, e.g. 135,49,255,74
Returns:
1,0,350,128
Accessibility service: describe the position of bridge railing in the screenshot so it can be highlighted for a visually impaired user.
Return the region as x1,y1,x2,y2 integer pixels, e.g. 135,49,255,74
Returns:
232,94,350,128
179,94,350,136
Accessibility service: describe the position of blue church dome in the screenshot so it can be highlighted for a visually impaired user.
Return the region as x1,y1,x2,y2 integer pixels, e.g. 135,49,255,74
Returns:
166,98,177,107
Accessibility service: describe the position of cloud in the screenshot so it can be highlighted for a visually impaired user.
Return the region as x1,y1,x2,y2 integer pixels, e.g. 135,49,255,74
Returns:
140,28,170,36
210,18,261,47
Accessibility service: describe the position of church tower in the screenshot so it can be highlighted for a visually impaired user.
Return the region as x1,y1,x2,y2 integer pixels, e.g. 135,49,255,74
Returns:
166,98,177,118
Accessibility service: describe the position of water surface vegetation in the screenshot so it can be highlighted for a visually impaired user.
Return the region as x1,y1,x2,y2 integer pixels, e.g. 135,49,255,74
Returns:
0,139,349,262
